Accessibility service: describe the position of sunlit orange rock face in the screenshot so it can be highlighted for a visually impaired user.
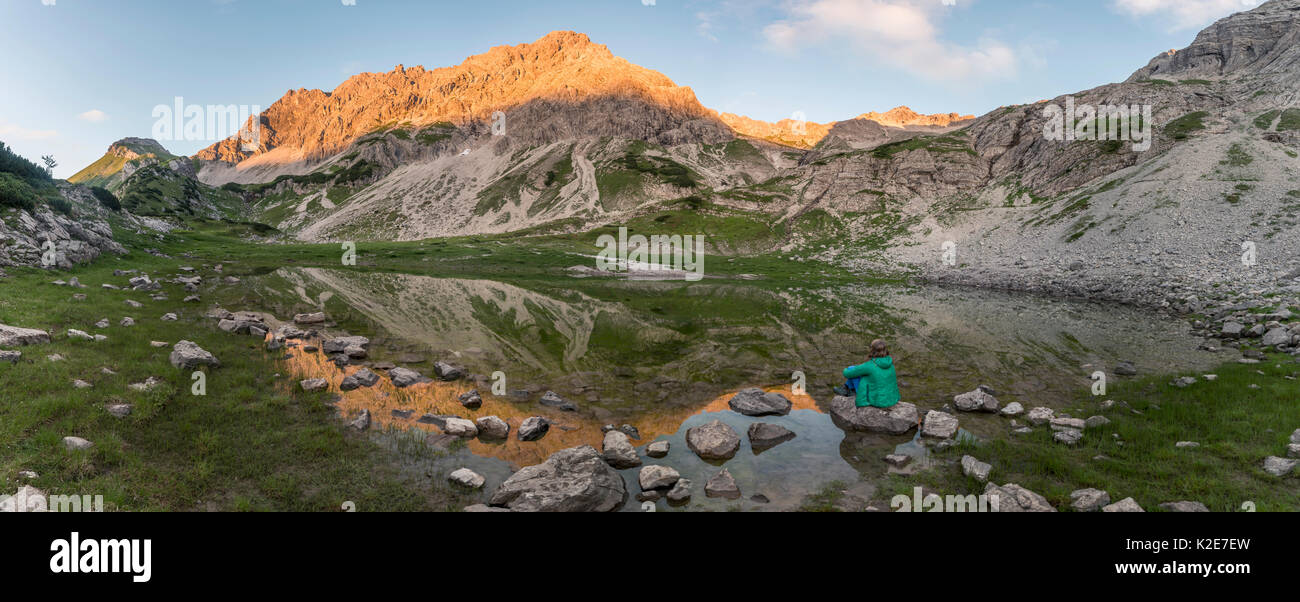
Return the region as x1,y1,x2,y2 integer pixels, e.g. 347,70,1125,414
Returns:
196,31,725,164
717,106,976,149
282,342,821,469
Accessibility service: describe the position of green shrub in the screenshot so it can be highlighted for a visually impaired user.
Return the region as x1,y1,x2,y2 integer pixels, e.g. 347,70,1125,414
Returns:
0,172,38,210
90,186,121,211
0,141,53,185
1165,111,1208,140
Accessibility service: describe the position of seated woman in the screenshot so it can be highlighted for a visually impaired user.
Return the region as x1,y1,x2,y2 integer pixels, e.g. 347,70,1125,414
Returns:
835,339,901,408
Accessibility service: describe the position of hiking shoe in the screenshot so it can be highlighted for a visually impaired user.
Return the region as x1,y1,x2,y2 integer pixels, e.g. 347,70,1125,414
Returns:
832,385,850,397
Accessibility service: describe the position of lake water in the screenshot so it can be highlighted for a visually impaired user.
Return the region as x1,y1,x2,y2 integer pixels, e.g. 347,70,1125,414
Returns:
215,267,1224,511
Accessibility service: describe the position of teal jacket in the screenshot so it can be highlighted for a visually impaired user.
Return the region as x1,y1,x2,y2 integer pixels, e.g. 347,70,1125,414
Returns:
844,357,901,408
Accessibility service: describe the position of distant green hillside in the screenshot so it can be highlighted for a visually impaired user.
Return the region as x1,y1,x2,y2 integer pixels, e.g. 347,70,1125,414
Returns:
116,163,244,219
69,138,179,189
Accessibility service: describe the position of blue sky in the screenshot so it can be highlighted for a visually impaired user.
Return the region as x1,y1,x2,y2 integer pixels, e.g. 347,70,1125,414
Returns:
0,0,1263,177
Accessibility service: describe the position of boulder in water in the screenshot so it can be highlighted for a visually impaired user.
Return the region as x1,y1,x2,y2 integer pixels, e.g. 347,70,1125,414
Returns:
488,445,627,512
539,391,578,412
686,420,740,460
727,387,792,416
638,465,680,490
829,396,919,435
602,430,641,468
476,416,510,439
705,469,741,499
747,422,796,452
920,410,959,439
518,417,550,441
448,468,485,489
389,367,432,388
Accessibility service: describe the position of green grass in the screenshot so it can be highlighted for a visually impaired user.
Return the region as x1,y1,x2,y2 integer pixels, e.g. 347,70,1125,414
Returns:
879,356,1300,512
1223,143,1254,167
1164,111,1208,140
416,122,456,145
1254,110,1280,130
869,135,977,160
594,148,700,211
1279,109,1300,132
0,255,475,511
798,480,848,512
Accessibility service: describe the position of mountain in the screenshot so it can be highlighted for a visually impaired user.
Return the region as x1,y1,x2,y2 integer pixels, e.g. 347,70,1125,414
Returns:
195,31,730,173
187,31,980,242
859,0,1300,305
68,137,181,190
715,106,975,149
61,1,1300,302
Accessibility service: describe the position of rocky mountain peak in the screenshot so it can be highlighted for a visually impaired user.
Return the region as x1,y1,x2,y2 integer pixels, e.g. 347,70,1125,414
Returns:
1127,0,1300,82
854,106,975,128
195,30,710,166
107,138,172,160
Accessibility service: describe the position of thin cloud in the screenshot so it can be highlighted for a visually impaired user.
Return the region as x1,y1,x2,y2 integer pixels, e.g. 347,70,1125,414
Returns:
0,123,59,140
77,109,108,123
762,0,1018,82
1111,0,1263,31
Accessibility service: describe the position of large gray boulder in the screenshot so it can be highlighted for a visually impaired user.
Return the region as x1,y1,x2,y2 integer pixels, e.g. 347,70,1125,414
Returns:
705,469,741,499
961,455,991,482
340,368,380,391
0,324,50,347
443,417,478,438
1102,498,1145,512
748,422,796,452
539,391,577,412
984,483,1056,512
920,410,959,439
1262,456,1297,476
1159,501,1209,513
1069,488,1111,512
829,396,919,435
476,416,510,439
602,430,642,468
293,312,327,325
389,367,432,388
666,478,692,503
169,340,219,370
448,468,485,489
686,420,741,460
433,361,465,381
488,445,627,512
638,465,680,490
646,440,670,458
0,193,125,270
727,388,792,416
518,417,550,441
1262,327,1291,348
953,389,1000,413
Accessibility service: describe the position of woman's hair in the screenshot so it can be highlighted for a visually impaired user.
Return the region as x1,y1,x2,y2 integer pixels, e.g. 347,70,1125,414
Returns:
869,339,890,359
